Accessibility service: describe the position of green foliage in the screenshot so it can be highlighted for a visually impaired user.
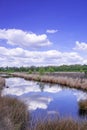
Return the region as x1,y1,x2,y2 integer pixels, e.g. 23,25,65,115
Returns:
28,70,32,74
84,70,87,74
47,67,54,72
39,68,45,75
0,64,87,73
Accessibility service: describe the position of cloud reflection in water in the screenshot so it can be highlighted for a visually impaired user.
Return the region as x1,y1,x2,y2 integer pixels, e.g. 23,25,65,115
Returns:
2,77,87,113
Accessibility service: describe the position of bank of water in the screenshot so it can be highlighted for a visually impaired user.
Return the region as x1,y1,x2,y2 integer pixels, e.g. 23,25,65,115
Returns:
2,77,87,120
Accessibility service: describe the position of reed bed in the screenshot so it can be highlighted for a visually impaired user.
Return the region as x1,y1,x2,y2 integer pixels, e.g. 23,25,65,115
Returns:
11,72,87,91
1,74,87,130
28,117,87,130
0,76,29,130
0,96,29,130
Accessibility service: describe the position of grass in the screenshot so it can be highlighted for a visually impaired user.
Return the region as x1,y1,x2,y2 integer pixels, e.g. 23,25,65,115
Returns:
1,73,87,130
78,99,87,116
0,77,5,95
0,77,5,87
0,96,29,130
79,100,87,110
29,117,87,130
11,72,87,91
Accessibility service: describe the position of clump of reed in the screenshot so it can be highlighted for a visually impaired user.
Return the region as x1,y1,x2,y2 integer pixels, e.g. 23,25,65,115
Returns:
0,96,29,130
11,72,87,91
79,100,87,110
0,77,5,95
78,99,87,117
30,117,87,130
0,77,5,87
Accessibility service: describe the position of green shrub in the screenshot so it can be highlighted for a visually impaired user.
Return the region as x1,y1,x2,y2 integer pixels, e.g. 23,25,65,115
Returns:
28,70,32,74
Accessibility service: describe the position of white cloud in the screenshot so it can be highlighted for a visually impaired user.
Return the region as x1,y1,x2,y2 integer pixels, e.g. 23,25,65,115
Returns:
74,41,87,51
0,29,52,48
0,46,84,67
0,28,86,66
46,29,58,34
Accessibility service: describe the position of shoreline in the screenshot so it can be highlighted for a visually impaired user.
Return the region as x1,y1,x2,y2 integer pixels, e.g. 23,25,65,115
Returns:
0,76,29,130
1,72,87,129
10,72,87,91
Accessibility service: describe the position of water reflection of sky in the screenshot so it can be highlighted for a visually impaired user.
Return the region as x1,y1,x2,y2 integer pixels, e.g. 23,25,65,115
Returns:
2,77,87,119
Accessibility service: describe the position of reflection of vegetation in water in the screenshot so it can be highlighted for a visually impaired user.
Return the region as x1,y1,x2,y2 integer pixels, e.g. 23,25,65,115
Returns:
37,82,55,92
78,109,87,117
37,82,45,92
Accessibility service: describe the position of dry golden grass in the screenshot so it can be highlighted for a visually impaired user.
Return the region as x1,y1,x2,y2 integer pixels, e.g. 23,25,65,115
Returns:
28,117,87,130
79,100,87,111
12,72,87,91
0,77,5,96
0,96,29,130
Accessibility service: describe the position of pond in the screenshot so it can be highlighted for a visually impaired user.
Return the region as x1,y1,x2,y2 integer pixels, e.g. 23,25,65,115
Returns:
2,77,87,120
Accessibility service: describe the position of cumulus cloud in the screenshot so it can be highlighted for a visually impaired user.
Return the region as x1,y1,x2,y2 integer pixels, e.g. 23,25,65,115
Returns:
0,46,84,67
74,41,87,51
0,29,52,48
46,29,58,34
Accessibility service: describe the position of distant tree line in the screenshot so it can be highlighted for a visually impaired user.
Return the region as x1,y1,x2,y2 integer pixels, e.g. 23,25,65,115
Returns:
0,64,87,73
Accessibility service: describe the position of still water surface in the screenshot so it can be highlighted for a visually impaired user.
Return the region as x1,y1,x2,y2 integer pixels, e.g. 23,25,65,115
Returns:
2,77,87,119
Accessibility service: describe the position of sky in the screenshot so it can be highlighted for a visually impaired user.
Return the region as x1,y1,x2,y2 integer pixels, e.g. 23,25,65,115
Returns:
0,0,87,67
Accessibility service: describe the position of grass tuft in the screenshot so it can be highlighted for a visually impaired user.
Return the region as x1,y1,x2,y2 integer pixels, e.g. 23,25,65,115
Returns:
0,96,29,130
30,117,87,130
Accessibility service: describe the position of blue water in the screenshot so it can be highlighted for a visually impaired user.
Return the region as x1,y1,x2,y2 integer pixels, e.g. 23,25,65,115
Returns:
2,77,87,119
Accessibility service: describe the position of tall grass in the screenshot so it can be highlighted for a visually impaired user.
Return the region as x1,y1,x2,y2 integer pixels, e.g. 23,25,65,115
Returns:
0,77,5,95
0,96,29,130
1,73,87,130
78,99,87,117
29,117,87,130
79,100,87,110
11,72,87,91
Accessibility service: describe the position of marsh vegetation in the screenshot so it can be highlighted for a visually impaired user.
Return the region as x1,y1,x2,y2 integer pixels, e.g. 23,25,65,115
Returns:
11,72,87,91
1,67,87,130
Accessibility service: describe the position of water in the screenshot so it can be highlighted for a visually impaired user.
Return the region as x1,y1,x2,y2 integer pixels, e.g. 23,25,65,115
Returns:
2,77,87,119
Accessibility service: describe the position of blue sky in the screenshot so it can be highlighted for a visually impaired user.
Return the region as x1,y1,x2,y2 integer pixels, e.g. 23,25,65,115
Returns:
0,0,87,67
